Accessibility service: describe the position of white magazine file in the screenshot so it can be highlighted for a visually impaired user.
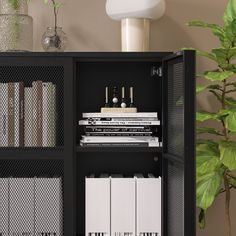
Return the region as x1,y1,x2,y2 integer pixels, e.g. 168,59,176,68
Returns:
86,176,110,236
111,177,135,236
136,176,162,236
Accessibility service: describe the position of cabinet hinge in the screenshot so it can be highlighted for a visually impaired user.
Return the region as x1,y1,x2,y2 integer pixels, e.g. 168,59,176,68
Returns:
151,66,162,78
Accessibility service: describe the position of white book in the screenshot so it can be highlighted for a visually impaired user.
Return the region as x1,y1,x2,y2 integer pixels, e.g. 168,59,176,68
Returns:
136,176,162,236
82,136,159,143
83,112,158,118
35,177,63,236
79,120,160,126
32,82,38,147
1,84,8,147
86,176,110,236
24,87,33,147
80,141,160,147
111,177,136,236
14,83,20,147
42,82,52,147
0,178,9,236
9,178,34,236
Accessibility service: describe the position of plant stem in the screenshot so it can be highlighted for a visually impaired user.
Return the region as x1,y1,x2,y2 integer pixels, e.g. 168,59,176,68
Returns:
51,0,57,33
224,173,231,236
221,80,229,140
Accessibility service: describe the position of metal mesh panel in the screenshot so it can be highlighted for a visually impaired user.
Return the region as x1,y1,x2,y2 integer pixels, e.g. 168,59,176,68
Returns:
35,177,63,236
0,159,63,177
0,66,64,147
167,162,184,236
0,160,64,236
167,61,184,158
0,178,8,235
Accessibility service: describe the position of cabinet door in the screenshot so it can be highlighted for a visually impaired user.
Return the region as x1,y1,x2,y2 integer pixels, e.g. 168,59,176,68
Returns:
162,51,196,236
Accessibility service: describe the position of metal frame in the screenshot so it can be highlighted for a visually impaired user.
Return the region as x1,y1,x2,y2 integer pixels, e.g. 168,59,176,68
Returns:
162,50,196,236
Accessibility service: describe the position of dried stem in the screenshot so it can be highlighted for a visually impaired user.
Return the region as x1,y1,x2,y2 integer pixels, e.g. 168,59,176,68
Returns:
224,174,231,236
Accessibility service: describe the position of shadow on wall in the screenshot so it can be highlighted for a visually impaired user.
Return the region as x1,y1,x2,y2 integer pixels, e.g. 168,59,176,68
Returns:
150,0,225,52
151,15,194,52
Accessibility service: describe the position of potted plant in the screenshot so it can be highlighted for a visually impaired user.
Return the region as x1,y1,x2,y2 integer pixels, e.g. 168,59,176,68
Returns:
185,0,236,235
41,0,67,52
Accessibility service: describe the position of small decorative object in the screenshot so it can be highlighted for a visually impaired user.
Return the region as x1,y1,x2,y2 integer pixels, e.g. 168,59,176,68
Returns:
185,0,236,235
104,86,110,107
105,0,165,52
129,87,134,107
41,0,67,52
101,86,137,113
0,0,33,51
121,86,127,108
112,86,119,107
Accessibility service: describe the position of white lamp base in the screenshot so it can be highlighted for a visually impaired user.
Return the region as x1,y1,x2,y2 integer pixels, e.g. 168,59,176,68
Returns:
121,18,150,52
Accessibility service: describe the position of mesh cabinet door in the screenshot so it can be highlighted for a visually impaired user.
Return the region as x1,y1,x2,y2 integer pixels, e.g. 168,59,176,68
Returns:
162,51,196,236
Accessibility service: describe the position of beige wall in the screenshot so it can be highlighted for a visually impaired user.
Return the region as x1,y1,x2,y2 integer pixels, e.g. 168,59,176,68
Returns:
28,0,235,235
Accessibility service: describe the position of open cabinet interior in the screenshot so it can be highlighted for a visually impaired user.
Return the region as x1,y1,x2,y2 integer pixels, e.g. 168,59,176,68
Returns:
75,58,164,236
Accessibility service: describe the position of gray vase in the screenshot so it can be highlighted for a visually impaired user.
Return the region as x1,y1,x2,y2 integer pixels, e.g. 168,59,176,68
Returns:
0,0,33,51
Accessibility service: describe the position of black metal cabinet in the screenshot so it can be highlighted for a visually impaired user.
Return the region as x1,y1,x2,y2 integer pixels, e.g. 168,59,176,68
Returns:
0,51,195,236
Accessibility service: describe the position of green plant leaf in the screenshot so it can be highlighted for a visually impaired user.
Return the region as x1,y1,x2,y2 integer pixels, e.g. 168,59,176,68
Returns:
203,71,234,81
197,140,219,153
224,20,236,45
197,139,218,146
225,111,236,131
197,142,220,171
196,111,217,122
228,176,236,188
53,2,63,8
44,0,49,3
198,209,206,229
224,96,236,106
187,21,224,42
219,141,236,171
197,127,222,135
197,170,223,210
197,85,207,93
224,0,236,26
182,48,217,62
220,63,236,73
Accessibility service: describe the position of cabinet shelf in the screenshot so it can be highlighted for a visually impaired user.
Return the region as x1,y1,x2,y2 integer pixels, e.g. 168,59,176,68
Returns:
0,147,64,160
76,146,162,153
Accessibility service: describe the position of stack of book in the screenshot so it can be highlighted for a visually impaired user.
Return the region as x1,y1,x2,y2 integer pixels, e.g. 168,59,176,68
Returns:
79,112,161,147
0,81,57,147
